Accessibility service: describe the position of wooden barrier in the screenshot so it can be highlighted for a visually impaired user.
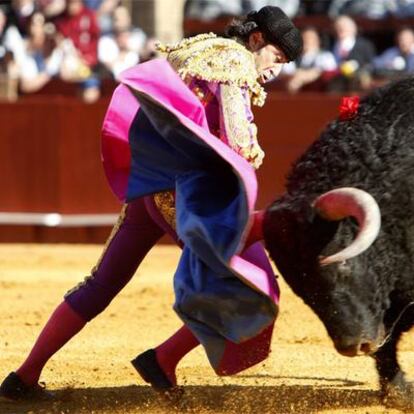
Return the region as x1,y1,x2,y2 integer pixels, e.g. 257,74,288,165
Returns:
0,93,341,243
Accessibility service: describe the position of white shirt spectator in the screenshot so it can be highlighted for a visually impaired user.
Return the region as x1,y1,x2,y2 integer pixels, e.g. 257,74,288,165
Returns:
98,31,141,79
282,50,337,75
99,27,146,55
300,50,337,71
333,36,356,64
184,0,243,21
328,0,393,19
373,28,414,72
0,25,26,66
243,0,300,18
18,45,63,80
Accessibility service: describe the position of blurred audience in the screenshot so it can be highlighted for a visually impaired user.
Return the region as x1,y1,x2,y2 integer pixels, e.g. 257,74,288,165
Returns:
98,5,141,80
17,11,63,93
98,4,156,81
328,15,376,91
389,0,414,17
2,0,414,99
55,0,99,69
0,6,25,74
184,0,243,21
328,0,392,19
286,27,337,93
299,0,333,15
55,0,100,102
36,0,66,19
372,27,414,76
83,0,119,33
242,1,300,18
111,5,154,61
8,0,36,36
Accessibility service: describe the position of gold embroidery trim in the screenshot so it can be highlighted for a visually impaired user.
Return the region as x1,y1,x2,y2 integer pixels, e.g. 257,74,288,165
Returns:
220,84,265,169
153,191,176,230
157,33,266,107
221,84,252,149
65,204,128,297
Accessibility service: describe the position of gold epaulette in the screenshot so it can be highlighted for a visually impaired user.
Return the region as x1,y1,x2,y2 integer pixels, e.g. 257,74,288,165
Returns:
156,33,266,107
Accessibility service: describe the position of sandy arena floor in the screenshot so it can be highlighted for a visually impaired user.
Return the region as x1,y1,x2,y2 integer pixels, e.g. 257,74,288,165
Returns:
1,243,414,414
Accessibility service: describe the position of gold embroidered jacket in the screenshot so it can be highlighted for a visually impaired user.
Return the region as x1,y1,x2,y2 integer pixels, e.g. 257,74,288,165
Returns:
154,33,267,229
157,33,266,169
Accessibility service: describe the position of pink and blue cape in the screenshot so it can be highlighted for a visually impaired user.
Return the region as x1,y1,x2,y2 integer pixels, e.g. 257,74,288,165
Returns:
101,58,279,375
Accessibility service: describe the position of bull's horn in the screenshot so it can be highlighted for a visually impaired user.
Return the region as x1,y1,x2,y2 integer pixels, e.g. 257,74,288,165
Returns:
313,187,381,266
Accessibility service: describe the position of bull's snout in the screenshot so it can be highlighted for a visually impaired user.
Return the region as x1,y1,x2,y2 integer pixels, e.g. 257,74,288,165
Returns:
334,337,378,357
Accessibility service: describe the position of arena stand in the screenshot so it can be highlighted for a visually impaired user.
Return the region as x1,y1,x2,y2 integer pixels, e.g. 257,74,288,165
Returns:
2,13,413,243
0,90,340,243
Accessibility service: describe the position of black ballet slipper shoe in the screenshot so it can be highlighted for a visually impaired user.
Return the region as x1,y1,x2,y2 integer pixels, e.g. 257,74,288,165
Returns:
131,349,184,402
0,372,54,401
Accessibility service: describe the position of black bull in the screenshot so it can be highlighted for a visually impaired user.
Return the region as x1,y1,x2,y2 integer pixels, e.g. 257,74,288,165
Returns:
262,77,414,407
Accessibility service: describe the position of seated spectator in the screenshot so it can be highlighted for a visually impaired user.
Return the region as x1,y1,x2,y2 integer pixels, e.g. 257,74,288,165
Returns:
286,27,337,93
0,5,20,100
55,0,101,102
8,0,36,36
100,31,139,80
98,26,139,80
242,0,299,18
299,0,333,15
36,0,66,19
83,0,119,34
0,5,25,75
389,0,414,17
98,4,153,74
184,0,243,21
328,0,392,19
372,27,414,76
17,12,63,93
328,15,376,92
110,5,154,61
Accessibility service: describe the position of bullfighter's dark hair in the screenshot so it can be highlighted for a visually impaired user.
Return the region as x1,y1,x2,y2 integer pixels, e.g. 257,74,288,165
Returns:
225,6,303,61
225,14,260,43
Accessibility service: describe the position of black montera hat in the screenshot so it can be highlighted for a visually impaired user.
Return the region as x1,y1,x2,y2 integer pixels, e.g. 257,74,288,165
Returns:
248,6,303,61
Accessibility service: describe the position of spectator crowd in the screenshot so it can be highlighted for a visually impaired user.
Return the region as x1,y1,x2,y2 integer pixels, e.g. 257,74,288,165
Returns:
1,0,414,101
185,0,414,20
0,0,156,102
186,0,414,94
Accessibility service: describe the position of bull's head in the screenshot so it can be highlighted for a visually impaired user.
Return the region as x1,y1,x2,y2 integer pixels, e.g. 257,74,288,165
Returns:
261,187,385,357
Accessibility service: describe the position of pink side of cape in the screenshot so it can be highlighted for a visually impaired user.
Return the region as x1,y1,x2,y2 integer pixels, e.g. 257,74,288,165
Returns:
101,58,279,302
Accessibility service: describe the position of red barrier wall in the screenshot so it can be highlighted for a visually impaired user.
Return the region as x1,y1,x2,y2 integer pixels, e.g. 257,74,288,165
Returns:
255,93,340,207
0,97,117,213
0,93,341,242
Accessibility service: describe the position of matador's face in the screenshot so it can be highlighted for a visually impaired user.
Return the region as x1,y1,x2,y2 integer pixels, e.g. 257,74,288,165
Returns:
248,32,288,84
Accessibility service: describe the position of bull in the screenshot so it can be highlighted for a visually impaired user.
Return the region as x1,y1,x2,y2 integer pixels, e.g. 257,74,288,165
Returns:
255,77,414,407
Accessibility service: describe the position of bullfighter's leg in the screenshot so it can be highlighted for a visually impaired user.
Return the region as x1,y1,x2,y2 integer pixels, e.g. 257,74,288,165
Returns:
131,241,278,393
131,324,199,393
0,198,165,400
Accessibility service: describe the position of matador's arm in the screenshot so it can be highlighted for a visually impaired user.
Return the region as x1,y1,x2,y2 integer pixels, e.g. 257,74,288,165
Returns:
218,84,265,169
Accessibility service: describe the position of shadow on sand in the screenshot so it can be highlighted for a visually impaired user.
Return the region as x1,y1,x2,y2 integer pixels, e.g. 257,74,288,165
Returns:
0,382,381,414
